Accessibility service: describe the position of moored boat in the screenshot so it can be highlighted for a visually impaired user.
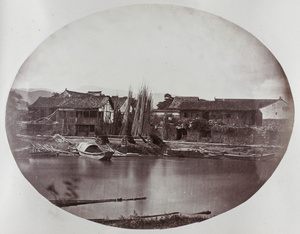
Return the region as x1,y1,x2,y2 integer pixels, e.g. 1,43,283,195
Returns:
163,148,205,158
112,151,140,157
77,142,113,161
30,151,59,158
223,153,275,161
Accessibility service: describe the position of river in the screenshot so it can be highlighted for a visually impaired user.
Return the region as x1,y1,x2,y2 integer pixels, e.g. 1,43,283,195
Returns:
16,155,281,220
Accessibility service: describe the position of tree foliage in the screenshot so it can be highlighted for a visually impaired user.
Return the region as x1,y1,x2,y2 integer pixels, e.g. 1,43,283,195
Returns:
157,93,174,110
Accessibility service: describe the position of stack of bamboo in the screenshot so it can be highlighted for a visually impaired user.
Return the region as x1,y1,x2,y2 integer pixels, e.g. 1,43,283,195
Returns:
131,85,152,136
120,88,133,136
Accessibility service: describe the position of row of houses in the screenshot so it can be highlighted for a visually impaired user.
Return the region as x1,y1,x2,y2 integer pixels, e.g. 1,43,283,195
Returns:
26,89,292,139
151,94,292,141
153,95,291,124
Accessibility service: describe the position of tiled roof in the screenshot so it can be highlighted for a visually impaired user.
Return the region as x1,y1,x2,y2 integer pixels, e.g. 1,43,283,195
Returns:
168,96,200,109
111,96,127,109
58,96,110,108
59,89,92,98
179,99,279,111
29,97,66,108
29,96,110,109
214,98,279,108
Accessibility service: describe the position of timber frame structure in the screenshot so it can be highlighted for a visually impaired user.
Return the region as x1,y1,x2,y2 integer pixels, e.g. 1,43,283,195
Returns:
27,89,115,136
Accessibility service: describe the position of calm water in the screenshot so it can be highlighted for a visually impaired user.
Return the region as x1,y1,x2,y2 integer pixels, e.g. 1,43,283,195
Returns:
16,156,281,220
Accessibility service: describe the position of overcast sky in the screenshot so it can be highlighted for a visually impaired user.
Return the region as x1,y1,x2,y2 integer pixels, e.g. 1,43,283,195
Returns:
13,4,291,101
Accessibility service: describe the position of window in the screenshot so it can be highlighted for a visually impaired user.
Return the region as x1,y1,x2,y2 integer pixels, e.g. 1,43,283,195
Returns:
59,111,66,118
90,111,97,118
66,111,75,117
202,112,209,120
89,125,95,132
83,111,90,117
77,125,95,132
76,111,83,117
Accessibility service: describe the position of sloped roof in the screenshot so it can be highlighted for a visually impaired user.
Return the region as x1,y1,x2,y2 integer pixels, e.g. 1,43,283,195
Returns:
168,96,200,109
30,96,110,109
214,98,279,109
59,89,92,98
58,96,110,108
111,96,127,109
179,99,279,111
29,97,66,108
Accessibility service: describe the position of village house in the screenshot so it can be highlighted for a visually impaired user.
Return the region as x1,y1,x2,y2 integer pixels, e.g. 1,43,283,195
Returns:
152,96,201,119
258,97,292,125
154,96,290,126
151,95,292,141
27,89,114,136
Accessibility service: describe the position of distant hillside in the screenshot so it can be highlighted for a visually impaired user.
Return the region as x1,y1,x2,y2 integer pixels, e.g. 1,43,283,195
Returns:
13,89,54,105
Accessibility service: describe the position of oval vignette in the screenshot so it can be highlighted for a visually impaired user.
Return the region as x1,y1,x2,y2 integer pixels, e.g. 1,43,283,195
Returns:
5,4,294,230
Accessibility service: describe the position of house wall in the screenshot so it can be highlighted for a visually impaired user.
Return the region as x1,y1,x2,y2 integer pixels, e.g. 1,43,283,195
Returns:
180,110,202,119
260,100,291,120
56,109,102,136
210,110,262,126
102,103,114,123
179,110,262,126
151,111,180,118
119,99,127,114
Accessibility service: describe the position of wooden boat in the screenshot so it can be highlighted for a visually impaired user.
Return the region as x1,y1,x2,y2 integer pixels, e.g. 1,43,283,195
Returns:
203,152,224,159
29,151,59,158
77,142,113,161
223,153,275,161
112,151,140,157
163,148,205,158
106,145,140,157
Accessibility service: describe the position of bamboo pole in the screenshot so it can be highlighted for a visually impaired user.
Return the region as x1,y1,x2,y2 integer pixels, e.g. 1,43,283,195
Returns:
50,196,147,207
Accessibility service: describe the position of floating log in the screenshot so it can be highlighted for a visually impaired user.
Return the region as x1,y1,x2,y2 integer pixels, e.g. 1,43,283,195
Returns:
50,196,147,207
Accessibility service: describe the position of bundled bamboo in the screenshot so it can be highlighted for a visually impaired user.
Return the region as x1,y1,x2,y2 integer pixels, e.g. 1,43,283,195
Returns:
120,87,133,136
131,84,152,136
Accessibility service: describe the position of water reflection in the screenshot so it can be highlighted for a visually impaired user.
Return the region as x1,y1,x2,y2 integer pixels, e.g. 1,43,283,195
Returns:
16,156,280,220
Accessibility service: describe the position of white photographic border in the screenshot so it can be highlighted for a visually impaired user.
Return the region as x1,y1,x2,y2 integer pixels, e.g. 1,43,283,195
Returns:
0,1,299,233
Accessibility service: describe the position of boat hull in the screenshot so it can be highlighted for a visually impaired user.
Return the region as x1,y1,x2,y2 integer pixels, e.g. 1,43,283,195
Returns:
223,153,275,161
77,142,113,161
30,151,59,158
78,150,113,161
164,149,205,158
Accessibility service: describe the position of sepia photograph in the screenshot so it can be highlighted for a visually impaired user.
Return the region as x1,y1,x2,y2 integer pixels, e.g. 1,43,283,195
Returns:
1,1,299,233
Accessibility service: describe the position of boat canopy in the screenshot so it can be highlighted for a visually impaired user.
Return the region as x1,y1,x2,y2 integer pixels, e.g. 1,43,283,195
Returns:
77,142,102,153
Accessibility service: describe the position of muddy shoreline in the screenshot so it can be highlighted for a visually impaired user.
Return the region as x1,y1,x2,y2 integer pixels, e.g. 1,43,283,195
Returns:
12,134,285,160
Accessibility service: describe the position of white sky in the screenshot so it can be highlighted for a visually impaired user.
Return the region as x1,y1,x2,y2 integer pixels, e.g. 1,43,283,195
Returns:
13,4,291,101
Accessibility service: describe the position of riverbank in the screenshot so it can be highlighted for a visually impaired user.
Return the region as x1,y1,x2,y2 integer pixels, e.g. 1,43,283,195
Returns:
13,134,285,159
90,212,209,229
